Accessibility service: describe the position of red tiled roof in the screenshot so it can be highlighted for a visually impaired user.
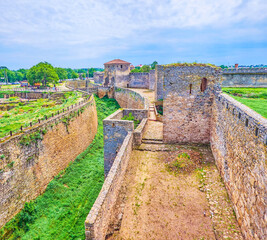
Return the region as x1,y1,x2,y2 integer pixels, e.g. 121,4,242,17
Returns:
104,59,131,65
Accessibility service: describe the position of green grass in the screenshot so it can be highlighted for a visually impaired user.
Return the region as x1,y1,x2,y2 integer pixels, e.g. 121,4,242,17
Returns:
0,92,82,138
222,88,267,118
0,95,120,240
0,84,21,89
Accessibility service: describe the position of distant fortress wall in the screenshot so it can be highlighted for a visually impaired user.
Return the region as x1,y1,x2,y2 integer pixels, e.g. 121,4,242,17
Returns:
222,68,267,87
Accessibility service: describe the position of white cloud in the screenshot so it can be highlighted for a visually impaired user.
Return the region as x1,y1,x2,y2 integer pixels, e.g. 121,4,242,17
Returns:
0,0,266,65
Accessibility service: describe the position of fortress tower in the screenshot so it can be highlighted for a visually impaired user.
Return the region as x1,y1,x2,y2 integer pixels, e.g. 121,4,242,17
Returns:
104,59,131,87
156,64,222,143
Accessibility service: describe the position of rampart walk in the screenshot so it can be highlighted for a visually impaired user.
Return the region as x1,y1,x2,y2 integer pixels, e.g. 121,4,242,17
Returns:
0,94,98,228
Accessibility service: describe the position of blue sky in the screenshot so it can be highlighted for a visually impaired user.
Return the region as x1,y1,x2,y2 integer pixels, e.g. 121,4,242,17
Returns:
0,0,266,69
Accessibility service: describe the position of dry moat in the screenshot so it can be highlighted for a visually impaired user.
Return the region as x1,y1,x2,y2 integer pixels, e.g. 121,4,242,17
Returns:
107,90,242,240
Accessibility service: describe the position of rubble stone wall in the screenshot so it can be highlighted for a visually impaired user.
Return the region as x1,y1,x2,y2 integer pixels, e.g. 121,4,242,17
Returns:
0,96,98,228
211,92,267,240
162,65,222,143
129,72,149,88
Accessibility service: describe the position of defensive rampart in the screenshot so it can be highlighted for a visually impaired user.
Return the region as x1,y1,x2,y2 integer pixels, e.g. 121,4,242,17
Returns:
161,65,222,143
114,87,149,110
129,72,149,88
211,92,267,239
0,95,98,228
222,69,267,87
85,87,149,240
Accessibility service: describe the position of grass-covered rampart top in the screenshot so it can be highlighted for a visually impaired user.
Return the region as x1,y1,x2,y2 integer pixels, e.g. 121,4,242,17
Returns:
163,62,221,69
0,95,120,240
222,88,267,118
0,91,83,138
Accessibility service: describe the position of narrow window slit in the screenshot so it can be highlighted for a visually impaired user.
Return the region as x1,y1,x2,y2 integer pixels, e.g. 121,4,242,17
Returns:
200,78,208,92
189,84,192,94
245,119,249,127
255,127,259,136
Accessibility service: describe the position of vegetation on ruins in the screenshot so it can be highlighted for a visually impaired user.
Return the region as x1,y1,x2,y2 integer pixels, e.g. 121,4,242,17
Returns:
151,61,158,70
121,112,140,128
0,91,82,138
163,62,221,70
156,104,163,115
0,95,120,240
222,88,267,118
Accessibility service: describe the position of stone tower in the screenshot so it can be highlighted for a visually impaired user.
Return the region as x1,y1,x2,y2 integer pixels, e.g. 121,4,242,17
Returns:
104,59,131,87
157,64,222,143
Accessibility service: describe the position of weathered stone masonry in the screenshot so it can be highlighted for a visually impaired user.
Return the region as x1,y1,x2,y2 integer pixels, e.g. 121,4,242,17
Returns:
222,68,267,87
161,65,222,143
85,88,149,240
155,64,266,239
0,95,98,228
211,93,267,240
129,72,149,89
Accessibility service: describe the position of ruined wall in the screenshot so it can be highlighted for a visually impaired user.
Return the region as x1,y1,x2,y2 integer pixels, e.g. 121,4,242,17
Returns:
114,87,149,110
93,72,104,85
149,69,155,90
222,69,267,87
0,96,98,228
103,109,148,176
128,72,149,88
162,65,222,143
211,93,267,240
66,80,87,89
155,65,164,100
103,110,134,176
85,132,133,240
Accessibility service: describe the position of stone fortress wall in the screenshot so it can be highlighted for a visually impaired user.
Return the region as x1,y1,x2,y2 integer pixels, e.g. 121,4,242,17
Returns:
128,72,149,88
161,65,222,143
211,93,267,239
156,64,266,240
85,87,149,240
222,68,267,87
67,71,266,239
0,94,98,228
149,69,156,90
155,67,267,100
93,71,104,84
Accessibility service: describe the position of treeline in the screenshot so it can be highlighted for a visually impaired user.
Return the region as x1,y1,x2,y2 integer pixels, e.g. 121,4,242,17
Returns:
130,61,158,73
0,64,103,83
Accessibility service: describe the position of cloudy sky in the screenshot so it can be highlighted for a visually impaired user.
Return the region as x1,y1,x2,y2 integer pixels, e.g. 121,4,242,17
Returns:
0,0,266,69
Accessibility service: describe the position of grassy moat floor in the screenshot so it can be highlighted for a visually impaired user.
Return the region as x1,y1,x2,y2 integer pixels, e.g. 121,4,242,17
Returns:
222,87,267,118
0,96,120,240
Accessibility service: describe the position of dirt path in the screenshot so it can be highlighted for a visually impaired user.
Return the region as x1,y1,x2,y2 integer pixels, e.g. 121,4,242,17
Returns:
108,89,242,240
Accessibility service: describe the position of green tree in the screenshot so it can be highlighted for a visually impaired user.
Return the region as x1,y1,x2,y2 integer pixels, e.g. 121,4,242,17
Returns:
140,65,151,72
15,72,24,81
55,67,68,80
130,68,140,73
17,69,28,80
27,62,59,86
71,71,79,79
151,61,158,70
